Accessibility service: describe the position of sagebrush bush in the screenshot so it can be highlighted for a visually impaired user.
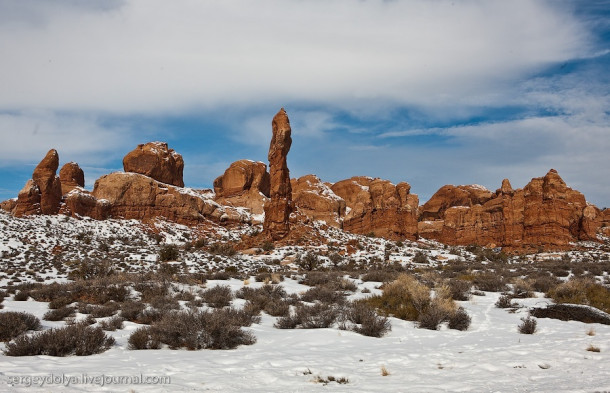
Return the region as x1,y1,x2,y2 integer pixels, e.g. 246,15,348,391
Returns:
0,312,42,342
208,242,237,256
495,294,516,309
361,270,399,283
99,315,124,331
447,279,472,301
518,316,537,334
201,285,233,308
120,300,146,322
275,303,338,329
448,307,471,331
473,274,508,292
43,306,75,321
547,278,610,313
129,308,257,350
343,302,391,337
13,291,30,301
417,295,455,330
300,285,345,304
4,323,115,356
158,244,180,262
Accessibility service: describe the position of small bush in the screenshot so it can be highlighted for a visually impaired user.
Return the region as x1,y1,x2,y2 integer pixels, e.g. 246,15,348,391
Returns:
0,312,42,342
364,274,430,321
413,251,428,264
297,253,321,271
344,302,391,337
208,242,237,256
547,278,610,313
300,285,345,304
518,316,537,334
128,326,161,350
361,271,399,283
495,295,516,309
474,274,507,292
275,303,338,329
158,244,180,262
417,297,455,330
448,307,471,331
120,301,146,322
13,291,30,301
447,279,472,301
201,285,233,308
99,315,124,331
43,306,75,321
4,323,115,356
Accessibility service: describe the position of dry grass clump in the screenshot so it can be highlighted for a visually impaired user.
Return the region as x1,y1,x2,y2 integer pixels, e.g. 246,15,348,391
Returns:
586,344,601,352
510,278,534,298
547,278,610,313
0,312,42,342
4,323,115,356
128,308,257,350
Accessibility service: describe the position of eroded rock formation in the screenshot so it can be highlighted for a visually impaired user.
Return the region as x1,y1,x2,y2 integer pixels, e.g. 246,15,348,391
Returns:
263,108,293,240
123,142,184,187
292,174,346,227
418,170,598,251
59,162,85,195
13,149,62,216
213,160,270,216
331,177,419,240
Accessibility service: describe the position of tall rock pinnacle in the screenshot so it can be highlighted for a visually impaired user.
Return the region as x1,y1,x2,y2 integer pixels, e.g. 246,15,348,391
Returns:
263,108,293,240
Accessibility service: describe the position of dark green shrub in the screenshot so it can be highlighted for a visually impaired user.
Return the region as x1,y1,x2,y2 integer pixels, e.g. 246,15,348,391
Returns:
158,244,180,262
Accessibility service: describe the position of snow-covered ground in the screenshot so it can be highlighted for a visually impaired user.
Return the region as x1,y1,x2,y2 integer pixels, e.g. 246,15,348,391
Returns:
1,212,610,392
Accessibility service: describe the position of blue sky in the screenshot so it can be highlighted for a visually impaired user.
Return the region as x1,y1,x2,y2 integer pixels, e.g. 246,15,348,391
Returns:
0,0,609,207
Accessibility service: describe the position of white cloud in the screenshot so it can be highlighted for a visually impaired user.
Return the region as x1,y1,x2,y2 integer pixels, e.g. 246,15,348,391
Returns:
0,111,135,167
0,0,591,114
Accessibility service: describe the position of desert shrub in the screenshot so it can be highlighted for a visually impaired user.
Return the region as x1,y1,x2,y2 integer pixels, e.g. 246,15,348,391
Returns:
149,295,180,312
263,298,291,317
254,272,283,283
364,274,430,321
137,308,167,325
275,303,338,329
413,251,428,264
201,285,233,308
495,294,517,309
297,252,321,271
49,296,73,309
300,285,345,304
236,285,289,316
128,326,161,350
587,344,601,352
208,242,237,257
67,260,114,280
361,270,399,283
511,278,534,298
530,304,610,325
131,309,257,350
120,300,146,322
261,241,274,252
518,316,537,334
299,271,336,286
158,244,180,262
547,278,610,313
448,307,471,331
99,315,124,331
0,312,42,342
417,293,456,330
79,303,119,318
13,291,30,301
447,279,472,301
43,306,75,321
473,273,508,292
4,323,115,356
531,274,560,293
343,302,391,338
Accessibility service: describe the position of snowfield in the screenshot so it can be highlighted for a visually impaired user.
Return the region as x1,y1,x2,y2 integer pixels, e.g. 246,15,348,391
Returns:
1,212,609,392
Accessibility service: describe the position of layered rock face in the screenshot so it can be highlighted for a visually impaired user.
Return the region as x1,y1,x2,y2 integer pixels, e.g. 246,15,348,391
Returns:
418,170,596,250
59,162,85,195
91,172,244,224
213,160,270,215
13,149,62,216
123,142,184,187
331,177,419,240
263,108,293,240
419,184,493,220
291,175,346,227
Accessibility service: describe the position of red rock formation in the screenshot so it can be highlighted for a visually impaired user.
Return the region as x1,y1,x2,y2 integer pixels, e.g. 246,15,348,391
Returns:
418,170,597,251
59,190,110,219
59,162,85,195
13,149,62,216
292,174,346,227
0,198,17,213
419,184,493,220
91,172,245,224
263,108,293,240
331,176,419,240
213,160,270,215
123,142,184,187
